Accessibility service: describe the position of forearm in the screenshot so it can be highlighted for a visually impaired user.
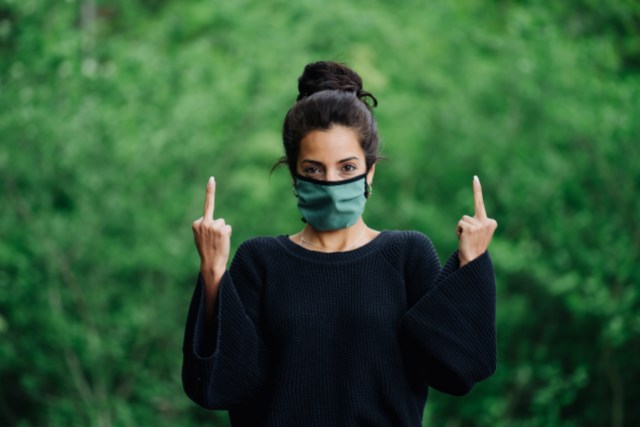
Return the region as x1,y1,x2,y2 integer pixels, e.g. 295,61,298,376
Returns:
401,251,497,394
182,267,267,409
200,262,225,325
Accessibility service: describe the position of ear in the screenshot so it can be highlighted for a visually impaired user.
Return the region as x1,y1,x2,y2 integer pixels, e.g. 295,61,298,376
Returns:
366,163,376,185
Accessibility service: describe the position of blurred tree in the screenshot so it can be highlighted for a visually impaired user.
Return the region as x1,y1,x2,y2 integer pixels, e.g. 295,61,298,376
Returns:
0,0,638,426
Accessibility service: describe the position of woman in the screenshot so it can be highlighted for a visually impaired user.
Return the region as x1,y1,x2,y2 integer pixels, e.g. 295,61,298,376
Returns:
182,61,498,426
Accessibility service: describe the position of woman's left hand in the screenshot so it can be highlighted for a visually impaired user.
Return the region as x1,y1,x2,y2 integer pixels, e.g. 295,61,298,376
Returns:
456,176,498,267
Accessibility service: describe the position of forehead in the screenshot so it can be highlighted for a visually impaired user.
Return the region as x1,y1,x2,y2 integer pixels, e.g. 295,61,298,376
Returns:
298,125,364,161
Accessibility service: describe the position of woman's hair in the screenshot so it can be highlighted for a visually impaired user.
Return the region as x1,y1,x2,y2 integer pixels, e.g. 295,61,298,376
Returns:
274,61,382,176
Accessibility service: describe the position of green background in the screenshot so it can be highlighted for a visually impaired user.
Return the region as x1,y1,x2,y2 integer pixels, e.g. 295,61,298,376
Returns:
1,0,639,425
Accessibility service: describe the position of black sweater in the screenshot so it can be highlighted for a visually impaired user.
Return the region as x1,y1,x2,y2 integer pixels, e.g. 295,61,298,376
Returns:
182,230,496,426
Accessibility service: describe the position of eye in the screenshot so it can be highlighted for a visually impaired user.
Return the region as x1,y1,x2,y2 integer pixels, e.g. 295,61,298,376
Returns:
302,165,323,175
341,163,357,172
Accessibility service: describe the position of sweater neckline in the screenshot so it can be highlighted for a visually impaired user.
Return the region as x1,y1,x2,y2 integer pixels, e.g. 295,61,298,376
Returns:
276,231,390,264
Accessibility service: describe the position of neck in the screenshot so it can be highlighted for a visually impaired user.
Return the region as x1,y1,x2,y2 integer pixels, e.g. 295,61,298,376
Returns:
300,220,368,252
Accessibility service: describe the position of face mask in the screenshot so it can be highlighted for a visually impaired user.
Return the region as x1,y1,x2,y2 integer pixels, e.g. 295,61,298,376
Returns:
294,173,369,231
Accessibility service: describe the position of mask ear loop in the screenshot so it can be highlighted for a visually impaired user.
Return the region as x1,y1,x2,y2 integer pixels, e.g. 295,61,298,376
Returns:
365,181,373,198
364,165,373,198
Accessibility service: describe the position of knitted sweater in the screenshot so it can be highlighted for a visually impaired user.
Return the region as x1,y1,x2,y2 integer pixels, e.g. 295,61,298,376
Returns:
182,230,496,426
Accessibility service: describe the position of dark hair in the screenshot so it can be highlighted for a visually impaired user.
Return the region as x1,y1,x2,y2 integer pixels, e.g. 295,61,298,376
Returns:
273,61,383,176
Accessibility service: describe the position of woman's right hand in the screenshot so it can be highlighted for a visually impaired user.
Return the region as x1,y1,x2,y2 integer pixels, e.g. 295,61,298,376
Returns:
192,177,232,286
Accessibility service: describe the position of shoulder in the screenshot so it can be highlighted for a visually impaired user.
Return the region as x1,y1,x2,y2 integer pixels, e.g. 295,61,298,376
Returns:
378,230,441,275
381,230,437,254
237,236,281,252
233,236,281,262
228,236,282,279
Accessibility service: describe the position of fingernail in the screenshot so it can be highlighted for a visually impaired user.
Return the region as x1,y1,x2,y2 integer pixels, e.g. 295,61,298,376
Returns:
473,175,479,183
209,176,215,183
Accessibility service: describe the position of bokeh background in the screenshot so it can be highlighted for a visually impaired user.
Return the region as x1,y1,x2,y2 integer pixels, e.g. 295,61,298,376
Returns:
1,0,639,426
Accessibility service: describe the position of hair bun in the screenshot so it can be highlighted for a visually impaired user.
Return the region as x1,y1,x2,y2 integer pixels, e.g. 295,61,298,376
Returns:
297,61,378,107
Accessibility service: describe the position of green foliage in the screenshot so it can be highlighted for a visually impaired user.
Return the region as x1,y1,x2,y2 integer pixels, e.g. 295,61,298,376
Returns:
1,0,639,426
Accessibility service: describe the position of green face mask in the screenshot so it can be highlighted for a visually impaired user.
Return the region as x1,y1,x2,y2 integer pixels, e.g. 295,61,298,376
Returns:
294,174,369,231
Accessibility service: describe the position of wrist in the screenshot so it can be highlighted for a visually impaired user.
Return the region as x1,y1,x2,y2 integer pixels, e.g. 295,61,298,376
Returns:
200,261,225,282
458,251,474,268
458,250,484,268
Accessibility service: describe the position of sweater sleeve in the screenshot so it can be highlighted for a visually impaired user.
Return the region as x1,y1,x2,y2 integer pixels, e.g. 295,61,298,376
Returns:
399,234,497,396
181,240,268,409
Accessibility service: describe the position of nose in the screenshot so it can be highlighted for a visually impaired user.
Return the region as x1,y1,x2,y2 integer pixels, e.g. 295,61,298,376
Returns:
325,169,340,182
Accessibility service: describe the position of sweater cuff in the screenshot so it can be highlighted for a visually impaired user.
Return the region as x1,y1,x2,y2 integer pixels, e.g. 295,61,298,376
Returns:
192,275,220,358
401,250,497,388
435,250,493,287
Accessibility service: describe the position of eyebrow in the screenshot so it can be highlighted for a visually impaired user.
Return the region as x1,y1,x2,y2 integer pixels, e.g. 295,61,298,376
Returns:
301,156,360,165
